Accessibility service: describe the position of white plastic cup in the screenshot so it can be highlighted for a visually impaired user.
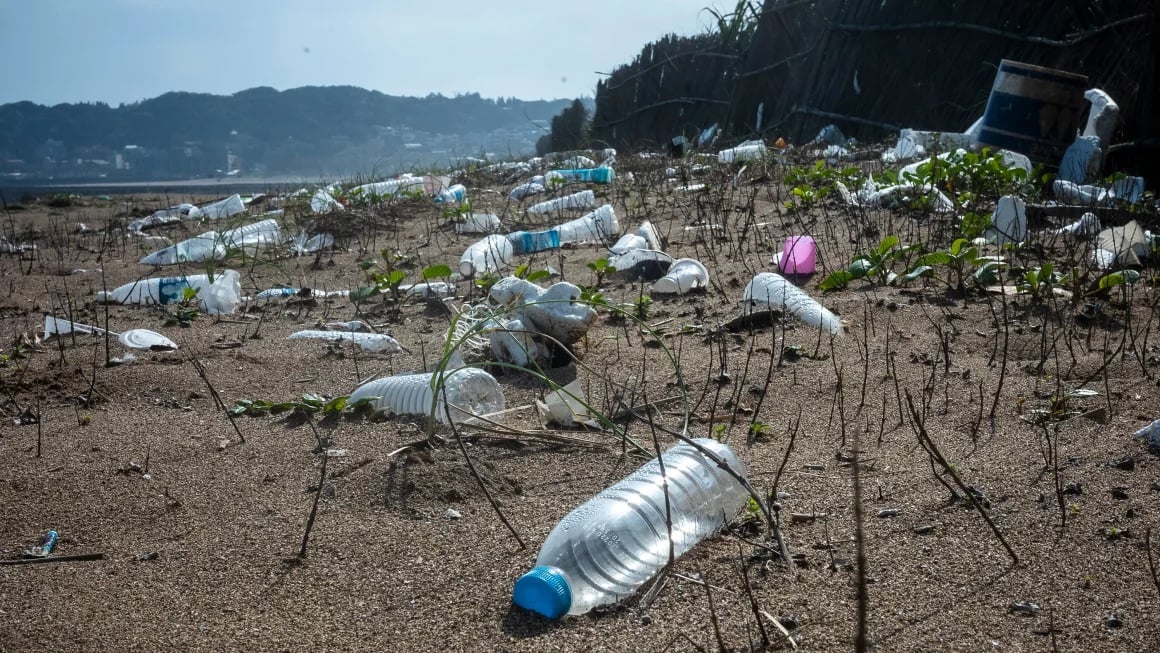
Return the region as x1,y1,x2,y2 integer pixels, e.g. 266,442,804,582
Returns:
652,258,709,295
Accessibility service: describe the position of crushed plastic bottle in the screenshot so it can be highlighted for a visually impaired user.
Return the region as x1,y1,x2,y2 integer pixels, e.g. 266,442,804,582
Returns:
348,366,504,424
97,270,242,315
512,438,748,618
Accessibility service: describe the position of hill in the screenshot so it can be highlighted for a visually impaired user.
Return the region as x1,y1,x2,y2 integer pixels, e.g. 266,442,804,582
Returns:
0,87,577,181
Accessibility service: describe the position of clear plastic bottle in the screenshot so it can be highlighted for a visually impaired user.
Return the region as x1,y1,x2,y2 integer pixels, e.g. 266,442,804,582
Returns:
512,438,748,618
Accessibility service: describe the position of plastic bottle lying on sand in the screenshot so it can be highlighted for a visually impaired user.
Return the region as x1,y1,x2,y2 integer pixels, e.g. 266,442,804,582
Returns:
512,438,748,619
718,141,767,164
544,166,615,184
460,234,515,277
348,366,505,424
287,330,404,353
97,270,241,315
651,258,709,294
525,190,596,215
742,272,842,335
554,205,618,244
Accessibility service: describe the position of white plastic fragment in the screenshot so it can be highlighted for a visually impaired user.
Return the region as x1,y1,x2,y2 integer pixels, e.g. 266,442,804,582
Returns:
1135,418,1160,450
140,218,282,266
988,196,1028,245
310,189,343,213
1058,135,1103,184
287,330,404,353
742,272,843,335
526,190,597,215
509,182,545,201
42,315,177,351
456,212,502,234
535,379,597,427
1055,212,1101,237
489,277,596,345
196,194,246,220
1082,89,1119,147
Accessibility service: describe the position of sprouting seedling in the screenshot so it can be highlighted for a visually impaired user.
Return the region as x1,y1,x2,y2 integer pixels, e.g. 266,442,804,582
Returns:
586,257,616,287
513,263,551,283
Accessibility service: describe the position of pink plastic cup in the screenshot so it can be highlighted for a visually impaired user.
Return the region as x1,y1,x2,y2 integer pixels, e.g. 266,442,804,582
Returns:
778,236,816,275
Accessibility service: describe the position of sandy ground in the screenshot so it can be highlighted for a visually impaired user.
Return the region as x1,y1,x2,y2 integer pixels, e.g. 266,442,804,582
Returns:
2,153,1159,652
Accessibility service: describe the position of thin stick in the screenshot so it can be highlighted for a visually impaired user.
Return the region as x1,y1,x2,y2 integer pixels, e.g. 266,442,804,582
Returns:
0,553,105,566
1146,529,1160,601
759,610,799,650
906,391,1019,565
297,447,329,560
699,567,727,653
738,542,770,648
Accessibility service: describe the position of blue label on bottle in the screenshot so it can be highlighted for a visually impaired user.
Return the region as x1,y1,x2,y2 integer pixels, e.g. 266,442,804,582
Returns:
521,229,560,253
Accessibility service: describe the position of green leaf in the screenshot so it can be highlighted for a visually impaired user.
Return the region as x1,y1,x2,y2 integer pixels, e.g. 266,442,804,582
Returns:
820,270,853,292
848,258,873,278
900,265,934,283
876,235,900,257
974,262,1000,286
300,393,326,407
422,264,452,281
386,269,407,286
916,251,952,267
349,286,379,303
323,395,349,413
525,269,551,283
514,263,529,278
1098,270,1141,290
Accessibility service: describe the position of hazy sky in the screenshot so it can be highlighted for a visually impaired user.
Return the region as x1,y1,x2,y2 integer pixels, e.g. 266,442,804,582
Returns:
0,0,722,106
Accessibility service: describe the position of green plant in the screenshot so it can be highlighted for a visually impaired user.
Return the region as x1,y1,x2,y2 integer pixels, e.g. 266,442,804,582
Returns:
1017,263,1062,300
821,235,916,291
513,263,551,283
474,271,501,294
900,148,1035,211
586,257,616,287
907,238,992,291
960,211,992,240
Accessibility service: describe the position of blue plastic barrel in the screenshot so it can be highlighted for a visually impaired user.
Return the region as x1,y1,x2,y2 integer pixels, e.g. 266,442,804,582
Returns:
976,60,1088,163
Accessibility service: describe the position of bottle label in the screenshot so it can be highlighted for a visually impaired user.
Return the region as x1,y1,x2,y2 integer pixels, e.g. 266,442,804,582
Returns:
521,230,560,253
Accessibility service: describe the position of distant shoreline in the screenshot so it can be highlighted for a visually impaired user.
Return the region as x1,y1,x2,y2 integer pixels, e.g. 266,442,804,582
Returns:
0,177,331,198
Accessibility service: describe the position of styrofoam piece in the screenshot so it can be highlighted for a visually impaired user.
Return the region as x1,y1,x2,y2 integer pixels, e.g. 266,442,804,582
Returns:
97,270,242,315
526,190,596,215
287,330,404,353
456,212,503,234
348,366,505,424
1135,418,1160,450
460,234,514,278
651,258,709,295
742,272,843,335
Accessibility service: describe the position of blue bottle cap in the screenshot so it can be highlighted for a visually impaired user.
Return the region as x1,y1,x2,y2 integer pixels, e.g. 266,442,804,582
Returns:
512,565,571,619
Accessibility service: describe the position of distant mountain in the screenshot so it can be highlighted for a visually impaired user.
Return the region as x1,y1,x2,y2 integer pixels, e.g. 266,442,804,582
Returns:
0,87,577,181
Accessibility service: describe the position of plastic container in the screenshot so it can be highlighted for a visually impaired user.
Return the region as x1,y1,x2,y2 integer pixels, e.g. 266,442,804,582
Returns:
609,249,674,281
778,235,816,275
460,234,515,278
651,258,708,294
509,182,545,201
555,205,619,244
97,270,242,315
975,60,1088,163
196,194,246,220
508,229,562,255
743,272,842,335
512,438,748,618
348,366,505,424
287,330,404,353
456,212,503,234
545,167,615,184
718,141,767,164
526,190,596,215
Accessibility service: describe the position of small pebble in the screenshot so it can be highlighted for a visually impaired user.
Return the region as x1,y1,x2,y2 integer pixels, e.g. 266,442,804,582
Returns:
1111,487,1128,500
1010,601,1040,616
444,508,462,520
913,524,935,535
1106,612,1122,628
877,508,902,518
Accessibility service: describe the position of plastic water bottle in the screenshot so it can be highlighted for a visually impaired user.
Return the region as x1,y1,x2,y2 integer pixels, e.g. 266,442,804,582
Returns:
512,438,748,619
507,229,561,255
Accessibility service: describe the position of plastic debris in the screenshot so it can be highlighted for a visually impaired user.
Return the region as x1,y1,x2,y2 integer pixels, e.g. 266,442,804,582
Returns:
508,182,544,201
778,236,817,275
97,270,242,315
988,195,1028,245
545,166,614,184
1082,88,1120,147
489,277,597,346
1055,212,1101,237
287,330,405,353
1135,418,1160,450
292,232,335,255
718,140,767,164
140,218,282,266
310,189,343,213
43,315,177,351
348,366,504,424
651,258,709,295
1093,221,1149,269
1053,176,1145,206
742,272,843,335
196,194,246,220
1058,135,1103,184
535,379,598,427
456,212,502,235
525,190,596,215
460,234,515,278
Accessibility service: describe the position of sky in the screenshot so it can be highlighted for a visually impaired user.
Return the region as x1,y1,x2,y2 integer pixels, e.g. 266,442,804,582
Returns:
0,0,723,107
